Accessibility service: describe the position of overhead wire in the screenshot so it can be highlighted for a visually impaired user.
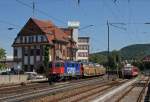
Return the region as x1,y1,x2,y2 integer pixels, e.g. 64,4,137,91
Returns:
15,0,66,25
102,0,119,21
0,20,21,28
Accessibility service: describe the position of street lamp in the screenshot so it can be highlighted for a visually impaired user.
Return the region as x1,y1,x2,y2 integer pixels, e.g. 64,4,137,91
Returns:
144,22,150,24
79,25,94,31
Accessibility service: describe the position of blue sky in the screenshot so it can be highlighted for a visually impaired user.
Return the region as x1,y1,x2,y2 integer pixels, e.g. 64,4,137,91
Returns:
1,0,150,56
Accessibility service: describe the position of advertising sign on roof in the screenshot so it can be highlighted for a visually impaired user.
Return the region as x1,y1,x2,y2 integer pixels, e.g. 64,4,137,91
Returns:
68,21,80,28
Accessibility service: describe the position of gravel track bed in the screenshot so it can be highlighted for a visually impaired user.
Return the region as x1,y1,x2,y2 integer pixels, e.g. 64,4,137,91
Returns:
28,79,125,102
107,76,150,102
0,83,50,97
0,77,107,102
0,77,102,97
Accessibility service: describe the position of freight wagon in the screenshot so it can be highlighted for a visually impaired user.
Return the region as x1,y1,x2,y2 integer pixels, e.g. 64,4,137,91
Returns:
82,63,105,77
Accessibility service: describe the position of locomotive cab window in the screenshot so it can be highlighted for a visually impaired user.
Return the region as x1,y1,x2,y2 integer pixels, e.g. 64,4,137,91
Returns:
55,62,63,67
67,63,75,67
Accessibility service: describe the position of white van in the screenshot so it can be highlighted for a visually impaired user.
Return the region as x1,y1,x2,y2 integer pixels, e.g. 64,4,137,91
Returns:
25,72,44,80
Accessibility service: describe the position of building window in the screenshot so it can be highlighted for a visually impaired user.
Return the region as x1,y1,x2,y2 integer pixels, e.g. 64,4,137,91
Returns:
24,47,28,56
78,45,89,50
36,35,38,42
23,65,28,72
33,36,36,42
31,36,33,43
38,35,41,42
14,49,17,56
84,45,88,50
78,38,89,43
30,49,34,56
36,49,40,55
78,52,88,57
20,36,23,43
30,65,34,72
29,36,33,43
29,36,31,43
24,36,27,43
41,36,44,42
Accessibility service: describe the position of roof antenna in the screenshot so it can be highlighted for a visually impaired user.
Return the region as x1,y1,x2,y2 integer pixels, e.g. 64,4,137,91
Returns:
32,0,35,17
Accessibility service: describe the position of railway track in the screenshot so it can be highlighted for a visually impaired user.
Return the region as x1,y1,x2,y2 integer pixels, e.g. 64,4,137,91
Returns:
0,76,108,102
114,76,150,102
58,80,127,102
0,80,48,92
0,76,102,95
28,79,128,102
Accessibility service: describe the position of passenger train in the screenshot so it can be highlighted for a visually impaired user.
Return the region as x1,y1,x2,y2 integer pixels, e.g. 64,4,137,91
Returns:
122,64,139,78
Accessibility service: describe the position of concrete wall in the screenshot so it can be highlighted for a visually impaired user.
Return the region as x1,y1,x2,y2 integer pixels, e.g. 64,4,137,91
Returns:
0,75,28,85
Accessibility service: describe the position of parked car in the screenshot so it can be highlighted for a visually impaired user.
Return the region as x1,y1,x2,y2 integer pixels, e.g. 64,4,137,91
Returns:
25,72,44,80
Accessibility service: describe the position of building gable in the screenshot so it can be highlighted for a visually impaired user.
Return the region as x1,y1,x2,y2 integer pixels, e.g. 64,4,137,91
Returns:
19,18,45,36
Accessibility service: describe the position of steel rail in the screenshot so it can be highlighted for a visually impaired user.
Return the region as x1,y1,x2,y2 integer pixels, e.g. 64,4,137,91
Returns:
59,80,128,102
137,77,150,102
0,77,105,102
115,77,149,102
0,76,100,94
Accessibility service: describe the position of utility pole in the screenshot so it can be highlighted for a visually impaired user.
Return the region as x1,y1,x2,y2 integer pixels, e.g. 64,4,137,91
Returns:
32,0,35,17
107,20,110,80
106,21,126,80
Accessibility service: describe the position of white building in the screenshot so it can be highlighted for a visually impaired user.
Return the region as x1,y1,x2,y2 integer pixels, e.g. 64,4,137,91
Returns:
77,37,90,62
67,21,80,61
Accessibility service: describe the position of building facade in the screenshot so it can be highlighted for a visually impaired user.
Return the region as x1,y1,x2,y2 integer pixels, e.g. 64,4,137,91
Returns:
12,18,77,73
77,37,90,62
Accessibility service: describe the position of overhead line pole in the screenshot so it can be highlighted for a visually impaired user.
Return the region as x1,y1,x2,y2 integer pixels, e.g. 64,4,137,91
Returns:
106,21,126,80
32,0,35,17
107,20,110,80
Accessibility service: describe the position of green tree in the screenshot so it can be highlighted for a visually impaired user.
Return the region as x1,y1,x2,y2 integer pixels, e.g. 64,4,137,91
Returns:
89,54,107,65
0,48,6,59
0,48,6,70
44,45,50,77
107,50,122,71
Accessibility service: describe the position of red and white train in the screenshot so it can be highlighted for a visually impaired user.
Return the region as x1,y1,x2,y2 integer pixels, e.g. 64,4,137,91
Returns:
122,64,139,78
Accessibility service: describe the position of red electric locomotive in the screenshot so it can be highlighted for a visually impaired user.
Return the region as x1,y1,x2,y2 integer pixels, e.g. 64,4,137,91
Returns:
123,64,139,78
48,60,82,82
49,60,64,82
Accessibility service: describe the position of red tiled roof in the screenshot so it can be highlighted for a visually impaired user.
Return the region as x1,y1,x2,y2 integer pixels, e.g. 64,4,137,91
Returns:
60,28,72,36
31,18,68,43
